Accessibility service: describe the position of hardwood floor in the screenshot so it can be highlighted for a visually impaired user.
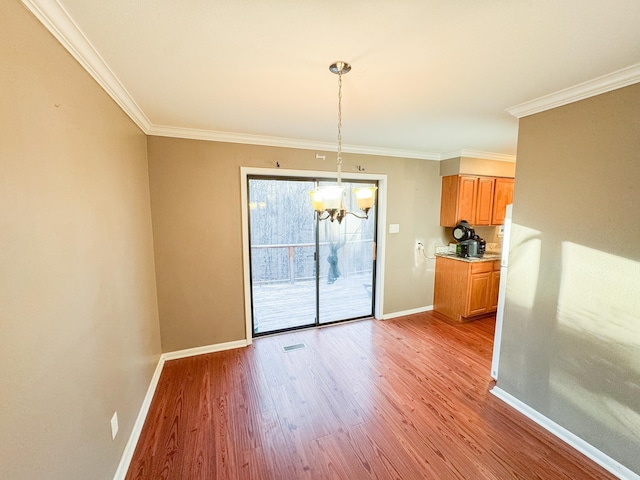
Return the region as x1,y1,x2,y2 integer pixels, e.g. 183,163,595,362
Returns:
126,312,618,479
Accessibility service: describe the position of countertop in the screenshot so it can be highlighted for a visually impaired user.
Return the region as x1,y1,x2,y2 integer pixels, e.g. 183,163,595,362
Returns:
435,252,502,263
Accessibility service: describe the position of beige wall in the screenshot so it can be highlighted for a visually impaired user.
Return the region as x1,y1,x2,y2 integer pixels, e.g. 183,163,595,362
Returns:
0,2,161,479
147,136,446,352
498,83,640,473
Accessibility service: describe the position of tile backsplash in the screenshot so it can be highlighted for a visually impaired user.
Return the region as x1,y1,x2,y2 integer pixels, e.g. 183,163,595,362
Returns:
486,242,499,252
435,242,501,254
435,243,456,253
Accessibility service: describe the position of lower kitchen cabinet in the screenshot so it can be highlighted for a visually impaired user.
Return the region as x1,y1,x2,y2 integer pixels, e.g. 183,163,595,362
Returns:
434,257,501,322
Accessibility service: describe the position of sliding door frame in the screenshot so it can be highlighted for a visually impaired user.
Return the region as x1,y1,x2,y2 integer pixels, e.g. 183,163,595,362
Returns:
240,167,388,345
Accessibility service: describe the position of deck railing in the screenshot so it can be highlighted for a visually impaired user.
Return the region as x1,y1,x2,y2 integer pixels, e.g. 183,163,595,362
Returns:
251,240,373,285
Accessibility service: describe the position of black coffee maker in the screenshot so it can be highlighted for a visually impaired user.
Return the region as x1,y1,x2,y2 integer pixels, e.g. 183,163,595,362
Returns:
452,220,486,258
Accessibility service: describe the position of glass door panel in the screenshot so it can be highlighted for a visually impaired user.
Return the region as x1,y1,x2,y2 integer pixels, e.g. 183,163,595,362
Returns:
248,178,317,335
317,181,376,324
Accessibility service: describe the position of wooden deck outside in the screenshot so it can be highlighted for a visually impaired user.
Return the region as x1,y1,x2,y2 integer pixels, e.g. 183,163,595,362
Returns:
252,271,374,334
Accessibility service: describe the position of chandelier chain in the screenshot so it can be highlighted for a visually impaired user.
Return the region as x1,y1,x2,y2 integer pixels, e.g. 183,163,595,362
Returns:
336,71,343,184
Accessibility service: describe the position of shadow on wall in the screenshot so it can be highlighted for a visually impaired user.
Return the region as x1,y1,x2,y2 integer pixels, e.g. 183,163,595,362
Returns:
501,223,640,471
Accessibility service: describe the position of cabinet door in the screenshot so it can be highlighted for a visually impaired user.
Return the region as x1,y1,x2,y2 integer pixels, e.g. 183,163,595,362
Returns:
457,176,478,224
492,178,514,225
434,257,470,321
467,272,491,316
489,270,501,311
439,175,478,226
440,175,460,226
475,177,495,225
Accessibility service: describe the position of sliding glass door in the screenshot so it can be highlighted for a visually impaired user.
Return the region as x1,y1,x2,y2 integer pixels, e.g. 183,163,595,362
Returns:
248,176,377,336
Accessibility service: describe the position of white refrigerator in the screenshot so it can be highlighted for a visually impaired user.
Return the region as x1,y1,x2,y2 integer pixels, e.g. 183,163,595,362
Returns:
491,204,512,380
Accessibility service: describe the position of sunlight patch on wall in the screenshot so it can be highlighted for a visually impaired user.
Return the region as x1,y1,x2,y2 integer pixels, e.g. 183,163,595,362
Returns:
505,223,541,311
551,242,640,446
551,368,640,443
557,242,640,347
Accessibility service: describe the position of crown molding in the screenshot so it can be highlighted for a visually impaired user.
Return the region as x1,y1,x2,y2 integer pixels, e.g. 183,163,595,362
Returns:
507,63,640,119
21,0,152,131
148,124,442,160
342,144,441,161
442,149,517,163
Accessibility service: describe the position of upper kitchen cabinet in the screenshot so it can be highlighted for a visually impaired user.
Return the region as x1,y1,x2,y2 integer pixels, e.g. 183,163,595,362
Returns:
491,177,515,225
440,175,477,226
440,175,514,227
474,177,495,225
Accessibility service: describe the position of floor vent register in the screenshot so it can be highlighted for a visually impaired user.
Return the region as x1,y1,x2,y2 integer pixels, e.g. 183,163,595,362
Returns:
282,343,307,352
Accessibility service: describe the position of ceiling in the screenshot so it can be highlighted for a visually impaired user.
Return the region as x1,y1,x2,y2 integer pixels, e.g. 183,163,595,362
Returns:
26,0,640,161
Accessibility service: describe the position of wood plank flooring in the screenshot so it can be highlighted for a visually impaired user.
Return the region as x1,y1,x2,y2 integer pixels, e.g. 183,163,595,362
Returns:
126,312,618,479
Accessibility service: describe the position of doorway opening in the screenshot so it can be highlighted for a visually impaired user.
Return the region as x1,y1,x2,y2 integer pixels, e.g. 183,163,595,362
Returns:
247,175,378,336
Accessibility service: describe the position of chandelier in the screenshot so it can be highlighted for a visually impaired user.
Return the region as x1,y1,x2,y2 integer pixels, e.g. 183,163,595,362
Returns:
309,61,377,223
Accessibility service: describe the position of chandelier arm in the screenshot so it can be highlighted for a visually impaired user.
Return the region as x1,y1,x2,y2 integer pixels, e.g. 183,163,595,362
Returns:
344,209,370,220
316,211,332,221
316,207,349,224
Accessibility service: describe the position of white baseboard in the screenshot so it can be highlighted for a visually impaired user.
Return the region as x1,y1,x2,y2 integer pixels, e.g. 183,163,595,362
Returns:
112,355,165,480
491,386,639,480
161,339,248,361
381,305,433,320
113,338,248,480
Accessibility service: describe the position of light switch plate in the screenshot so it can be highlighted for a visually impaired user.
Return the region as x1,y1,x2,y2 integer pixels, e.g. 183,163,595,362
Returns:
388,224,400,234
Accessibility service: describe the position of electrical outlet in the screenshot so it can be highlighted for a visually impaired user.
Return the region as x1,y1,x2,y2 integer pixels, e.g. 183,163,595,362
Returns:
416,241,424,250
110,412,119,440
